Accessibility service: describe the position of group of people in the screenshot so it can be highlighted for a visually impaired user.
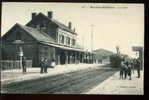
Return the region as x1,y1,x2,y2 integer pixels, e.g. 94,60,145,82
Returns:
21,56,55,74
40,57,48,73
40,57,55,73
119,59,141,80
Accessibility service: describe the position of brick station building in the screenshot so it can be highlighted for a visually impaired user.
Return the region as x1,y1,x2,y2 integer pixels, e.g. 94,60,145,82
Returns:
2,11,95,67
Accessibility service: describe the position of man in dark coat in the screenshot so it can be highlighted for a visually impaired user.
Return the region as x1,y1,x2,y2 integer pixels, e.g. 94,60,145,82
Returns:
124,61,129,79
22,57,27,73
136,59,141,78
131,60,135,74
40,57,45,73
44,58,48,73
120,61,125,79
127,64,132,80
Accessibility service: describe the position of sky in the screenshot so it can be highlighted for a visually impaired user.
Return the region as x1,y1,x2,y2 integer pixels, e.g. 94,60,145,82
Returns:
1,3,144,58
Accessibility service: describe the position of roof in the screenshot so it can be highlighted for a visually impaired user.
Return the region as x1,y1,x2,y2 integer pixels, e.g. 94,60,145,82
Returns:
40,41,85,52
27,12,77,35
17,23,56,43
93,49,114,60
5,23,84,52
51,19,77,35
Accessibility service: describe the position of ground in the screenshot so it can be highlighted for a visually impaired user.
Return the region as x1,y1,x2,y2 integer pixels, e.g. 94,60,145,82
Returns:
86,70,143,95
1,64,143,95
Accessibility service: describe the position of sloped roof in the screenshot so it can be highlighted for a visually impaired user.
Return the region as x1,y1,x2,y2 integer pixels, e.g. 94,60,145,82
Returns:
17,23,55,43
93,49,115,60
51,19,77,35
27,13,77,35
40,41,85,52
4,23,84,52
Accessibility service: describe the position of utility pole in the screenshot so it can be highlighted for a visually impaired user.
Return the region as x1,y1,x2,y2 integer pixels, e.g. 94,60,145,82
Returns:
91,24,95,63
82,36,84,50
91,24,95,52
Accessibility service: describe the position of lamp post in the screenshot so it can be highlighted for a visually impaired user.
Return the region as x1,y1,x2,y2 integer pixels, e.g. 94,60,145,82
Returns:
91,24,95,53
13,40,24,70
19,46,23,69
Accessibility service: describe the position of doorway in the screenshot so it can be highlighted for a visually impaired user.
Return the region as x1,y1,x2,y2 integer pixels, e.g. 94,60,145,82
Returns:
60,51,66,64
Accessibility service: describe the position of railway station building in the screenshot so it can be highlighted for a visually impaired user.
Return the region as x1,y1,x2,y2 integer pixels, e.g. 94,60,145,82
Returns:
2,11,95,67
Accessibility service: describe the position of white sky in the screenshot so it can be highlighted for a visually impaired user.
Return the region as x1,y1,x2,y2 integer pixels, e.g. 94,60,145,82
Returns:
1,2,144,58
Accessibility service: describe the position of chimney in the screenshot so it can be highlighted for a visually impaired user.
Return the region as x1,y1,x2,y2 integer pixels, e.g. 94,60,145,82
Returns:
68,22,72,29
73,28,75,32
32,12,37,19
48,11,53,19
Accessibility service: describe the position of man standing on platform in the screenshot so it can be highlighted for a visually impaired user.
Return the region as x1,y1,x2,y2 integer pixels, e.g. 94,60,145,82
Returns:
22,56,27,73
136,59,141,78
40,57,45,73
44,58,48,73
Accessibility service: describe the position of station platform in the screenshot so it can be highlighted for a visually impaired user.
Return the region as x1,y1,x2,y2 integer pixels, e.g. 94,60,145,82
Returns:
86,70,144,95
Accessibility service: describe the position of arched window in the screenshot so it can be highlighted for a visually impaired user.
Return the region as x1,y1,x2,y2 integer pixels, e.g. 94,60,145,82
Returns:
61,35,64,44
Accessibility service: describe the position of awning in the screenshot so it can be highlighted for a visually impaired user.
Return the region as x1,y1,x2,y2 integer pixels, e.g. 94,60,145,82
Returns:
39,41,85,52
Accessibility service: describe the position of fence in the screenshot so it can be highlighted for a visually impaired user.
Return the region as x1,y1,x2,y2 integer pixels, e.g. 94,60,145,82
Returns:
0,60,32,70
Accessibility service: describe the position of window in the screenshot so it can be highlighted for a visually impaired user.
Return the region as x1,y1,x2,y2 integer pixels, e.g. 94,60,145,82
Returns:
68,38,70,45
72,39,75,46
59,35,61,43
67,37,70,45
61,35,64,44
59,35,65,44
40,21,46,30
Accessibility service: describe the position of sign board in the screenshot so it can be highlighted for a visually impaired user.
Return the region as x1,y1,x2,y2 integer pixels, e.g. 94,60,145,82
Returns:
132,46,143,51
13,40,24,44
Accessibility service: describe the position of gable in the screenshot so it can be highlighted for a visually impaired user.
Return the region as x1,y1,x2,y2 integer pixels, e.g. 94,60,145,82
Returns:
2,23,56,44
26,13,58,28
2,24,37,43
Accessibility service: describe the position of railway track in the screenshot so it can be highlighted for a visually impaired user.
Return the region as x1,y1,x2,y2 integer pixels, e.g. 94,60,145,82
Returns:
2,66,117,94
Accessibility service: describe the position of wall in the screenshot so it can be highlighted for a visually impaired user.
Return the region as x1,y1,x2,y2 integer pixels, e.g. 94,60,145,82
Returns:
57,28,77,47
2,26,39,67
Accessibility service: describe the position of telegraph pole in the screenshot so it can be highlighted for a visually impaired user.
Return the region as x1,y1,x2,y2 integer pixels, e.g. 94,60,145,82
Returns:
91,24,95,63
82,36,84,50
91,24,95,52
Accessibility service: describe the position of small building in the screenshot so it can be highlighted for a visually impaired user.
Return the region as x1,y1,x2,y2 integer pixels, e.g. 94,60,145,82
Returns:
2,11,95,67
93,49,114,64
